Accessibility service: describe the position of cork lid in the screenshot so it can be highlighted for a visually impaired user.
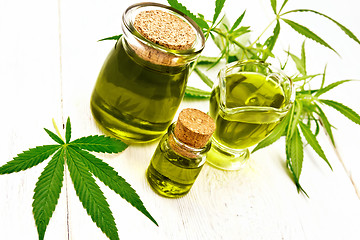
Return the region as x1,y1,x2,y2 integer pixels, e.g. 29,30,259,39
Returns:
174,108,216,149
134,10,196,50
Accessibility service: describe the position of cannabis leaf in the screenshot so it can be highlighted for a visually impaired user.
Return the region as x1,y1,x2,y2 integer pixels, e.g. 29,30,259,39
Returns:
254,46,360,194
33,148,65,240
281,18,338,55
185,86,211,98
99,0,360,195
319,99,360,125
167,0,208,29
283,9,360,45
270,0,277,14
230,10,246,32
286,126,307,196
213,0,226,24
98,34,122,42
194,67,214,88
0,117,158,240
263,19,280,61
251,111,291,153
168,0,360,195
298,121,332,170
0,145,61,174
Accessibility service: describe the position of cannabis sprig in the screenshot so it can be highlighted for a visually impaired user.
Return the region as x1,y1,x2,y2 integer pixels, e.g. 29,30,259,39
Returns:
0,117,158,240
98,0,360,195
166,0,360,195
169,0,360,96
251,42,360,195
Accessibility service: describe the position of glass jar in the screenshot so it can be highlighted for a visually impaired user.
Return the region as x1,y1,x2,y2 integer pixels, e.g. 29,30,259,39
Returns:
90,2,205,144
146,122,212,198
207,60,294,170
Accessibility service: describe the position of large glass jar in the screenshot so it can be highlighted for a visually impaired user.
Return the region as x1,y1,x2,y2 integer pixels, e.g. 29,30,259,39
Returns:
90,3,205,144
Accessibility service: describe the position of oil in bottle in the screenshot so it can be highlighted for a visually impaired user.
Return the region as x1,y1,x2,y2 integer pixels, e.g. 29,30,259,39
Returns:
146,108,215,198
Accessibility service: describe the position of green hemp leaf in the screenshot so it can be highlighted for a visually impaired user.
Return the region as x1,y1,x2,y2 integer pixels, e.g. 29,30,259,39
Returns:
98,0,360,195
165,0,360,196
0,117,158,240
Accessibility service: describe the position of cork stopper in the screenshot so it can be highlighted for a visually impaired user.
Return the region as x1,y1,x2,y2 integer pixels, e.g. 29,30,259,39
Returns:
130,9,196,66
134,10,196,50
174,108,215,149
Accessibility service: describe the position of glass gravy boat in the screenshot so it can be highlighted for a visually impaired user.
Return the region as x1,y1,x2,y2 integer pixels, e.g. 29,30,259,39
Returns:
207,60,294,170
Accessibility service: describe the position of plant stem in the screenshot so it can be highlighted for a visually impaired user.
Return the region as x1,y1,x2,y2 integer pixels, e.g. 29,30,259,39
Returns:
212,28,255,59
52,118,65,142
189,28,212,74
249,18,277,48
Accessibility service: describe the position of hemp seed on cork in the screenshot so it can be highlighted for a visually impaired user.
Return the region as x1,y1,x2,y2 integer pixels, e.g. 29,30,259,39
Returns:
134,10,196,50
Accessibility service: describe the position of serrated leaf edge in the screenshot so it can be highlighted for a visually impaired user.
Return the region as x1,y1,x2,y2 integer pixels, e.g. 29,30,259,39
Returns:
298,121,332,170
69,146,158,226
66,146,120,240
70,135,128,153
281,18,338,55
33,148,65,240
0,145,61,174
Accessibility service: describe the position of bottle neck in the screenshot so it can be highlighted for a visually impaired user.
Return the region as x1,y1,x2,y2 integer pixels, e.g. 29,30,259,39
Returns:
167,123,211,159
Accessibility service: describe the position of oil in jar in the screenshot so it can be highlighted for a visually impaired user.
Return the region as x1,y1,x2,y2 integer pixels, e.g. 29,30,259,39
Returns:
90,4,205,144
90,37,189,143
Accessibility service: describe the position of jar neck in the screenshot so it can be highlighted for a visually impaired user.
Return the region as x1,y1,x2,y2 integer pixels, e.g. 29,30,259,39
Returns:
120,36,188,72
121,2,205,66
167,123,211,159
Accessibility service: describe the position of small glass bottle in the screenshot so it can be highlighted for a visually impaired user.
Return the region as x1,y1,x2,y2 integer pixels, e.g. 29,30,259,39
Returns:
146,108,215,198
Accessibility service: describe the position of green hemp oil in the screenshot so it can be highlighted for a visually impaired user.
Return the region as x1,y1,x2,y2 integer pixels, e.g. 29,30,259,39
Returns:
90,37,189,143
90,3,205,144
209,72,286,149
146,108,215,198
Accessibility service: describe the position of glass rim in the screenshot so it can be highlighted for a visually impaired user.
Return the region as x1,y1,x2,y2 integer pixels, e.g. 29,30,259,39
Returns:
122,2,205,57
217,60,294,114
168,123,212,155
